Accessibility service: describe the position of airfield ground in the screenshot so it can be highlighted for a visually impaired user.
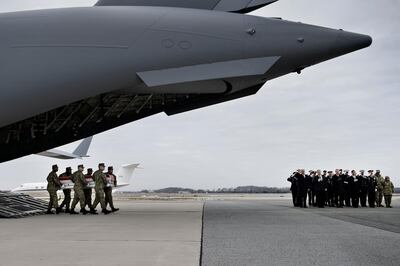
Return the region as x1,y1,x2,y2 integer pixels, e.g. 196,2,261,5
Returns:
0,194,399,266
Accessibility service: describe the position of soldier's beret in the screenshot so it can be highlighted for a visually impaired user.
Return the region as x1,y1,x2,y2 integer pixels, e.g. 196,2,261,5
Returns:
52,164,58,170
78,164,84,169
88,168,93,171
368,170,373,172
99,163,105,167
66,167,72,170
328,171,333,173
323,170,327,172
108,166,113,170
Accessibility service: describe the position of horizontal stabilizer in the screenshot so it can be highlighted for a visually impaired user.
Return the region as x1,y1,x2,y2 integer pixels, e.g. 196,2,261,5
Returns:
95,0,279,13
137,56,280,87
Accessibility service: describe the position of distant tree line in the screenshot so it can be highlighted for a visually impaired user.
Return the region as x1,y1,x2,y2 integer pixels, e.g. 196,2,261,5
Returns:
140,186,291,194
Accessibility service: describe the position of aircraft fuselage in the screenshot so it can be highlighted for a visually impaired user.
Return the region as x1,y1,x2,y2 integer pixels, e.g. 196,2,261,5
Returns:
0,6,371,162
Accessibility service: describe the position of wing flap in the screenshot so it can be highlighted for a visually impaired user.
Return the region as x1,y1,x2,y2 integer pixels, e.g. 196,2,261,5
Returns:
95,0,279,13
137,56,280,87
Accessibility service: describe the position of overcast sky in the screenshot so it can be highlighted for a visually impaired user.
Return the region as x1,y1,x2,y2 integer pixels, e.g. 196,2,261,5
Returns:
0,0,399,191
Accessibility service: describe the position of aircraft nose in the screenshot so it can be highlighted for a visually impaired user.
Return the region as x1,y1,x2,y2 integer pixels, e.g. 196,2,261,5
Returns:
333,30,372,55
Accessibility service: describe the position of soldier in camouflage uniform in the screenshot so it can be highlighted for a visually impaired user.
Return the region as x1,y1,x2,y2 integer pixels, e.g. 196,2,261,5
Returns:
46,164,61,214
105,166,119,212
70,165,88,215
92,163,111,215
383,176,394,208
374,170,385,207
59,167,72,213
83,168,96,213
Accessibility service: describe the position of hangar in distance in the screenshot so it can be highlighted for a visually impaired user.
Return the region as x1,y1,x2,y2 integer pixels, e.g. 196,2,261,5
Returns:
0,0,372,162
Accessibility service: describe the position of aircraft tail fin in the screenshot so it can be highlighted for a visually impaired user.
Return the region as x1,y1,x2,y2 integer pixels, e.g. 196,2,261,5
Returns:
117,163,140,185
72,136,93,157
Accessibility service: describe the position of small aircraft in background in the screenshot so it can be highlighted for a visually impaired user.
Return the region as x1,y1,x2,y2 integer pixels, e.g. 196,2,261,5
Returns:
36,136,93,160
11,163,140,196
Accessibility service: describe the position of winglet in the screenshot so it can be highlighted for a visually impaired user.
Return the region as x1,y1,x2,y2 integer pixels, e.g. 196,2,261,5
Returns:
72,137,93,157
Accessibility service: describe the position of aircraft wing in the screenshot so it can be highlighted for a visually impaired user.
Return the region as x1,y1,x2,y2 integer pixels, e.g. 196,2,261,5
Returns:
36,137,93,160
95,0,279,13
36,149,80,159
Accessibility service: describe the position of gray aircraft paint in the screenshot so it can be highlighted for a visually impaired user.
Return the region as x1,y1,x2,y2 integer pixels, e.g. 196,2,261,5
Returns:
95,0,279,13
0,2,371,162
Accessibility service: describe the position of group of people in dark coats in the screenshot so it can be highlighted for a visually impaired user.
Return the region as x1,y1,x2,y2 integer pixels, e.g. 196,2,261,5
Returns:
287,169,395,208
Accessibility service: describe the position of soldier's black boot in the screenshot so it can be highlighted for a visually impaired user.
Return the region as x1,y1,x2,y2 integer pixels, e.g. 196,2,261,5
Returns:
90,208,98,215
46,210,55,214
70,209,79,215
80,208,89,213
56,207,62,214
102,209,111,215
65,208,70,214
111,208,120,212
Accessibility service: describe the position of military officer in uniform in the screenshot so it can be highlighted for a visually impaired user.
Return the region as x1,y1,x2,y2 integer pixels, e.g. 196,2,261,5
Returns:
105,166,119,212
383,176,394,208
296,169,307,208
83,168,96,213
325,171,334,207
59,167,72,213
92,163,111,215
70,165,88,215
46,165,61,214
315,170,326,208
332,169,344,208
358,170,368,207
367,170,377,208
287,172,298,207
343,170,351,207
349,170,359,208
306,170,315,207
374,170,385,207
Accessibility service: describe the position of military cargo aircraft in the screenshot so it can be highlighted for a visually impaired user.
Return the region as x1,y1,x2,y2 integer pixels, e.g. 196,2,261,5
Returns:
0,0,372,163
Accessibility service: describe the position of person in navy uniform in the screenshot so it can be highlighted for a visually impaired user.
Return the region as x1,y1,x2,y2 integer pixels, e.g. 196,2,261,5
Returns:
342,170,351,207
349,170,360,208
358,170,368,207
367,170,377,208
296,169,308,208
287,171,298,207
314,170,327,208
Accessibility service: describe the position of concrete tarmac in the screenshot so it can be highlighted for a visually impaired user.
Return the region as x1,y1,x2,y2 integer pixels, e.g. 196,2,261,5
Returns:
202,198,400,266
0,201,203,266
0,196,399,266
